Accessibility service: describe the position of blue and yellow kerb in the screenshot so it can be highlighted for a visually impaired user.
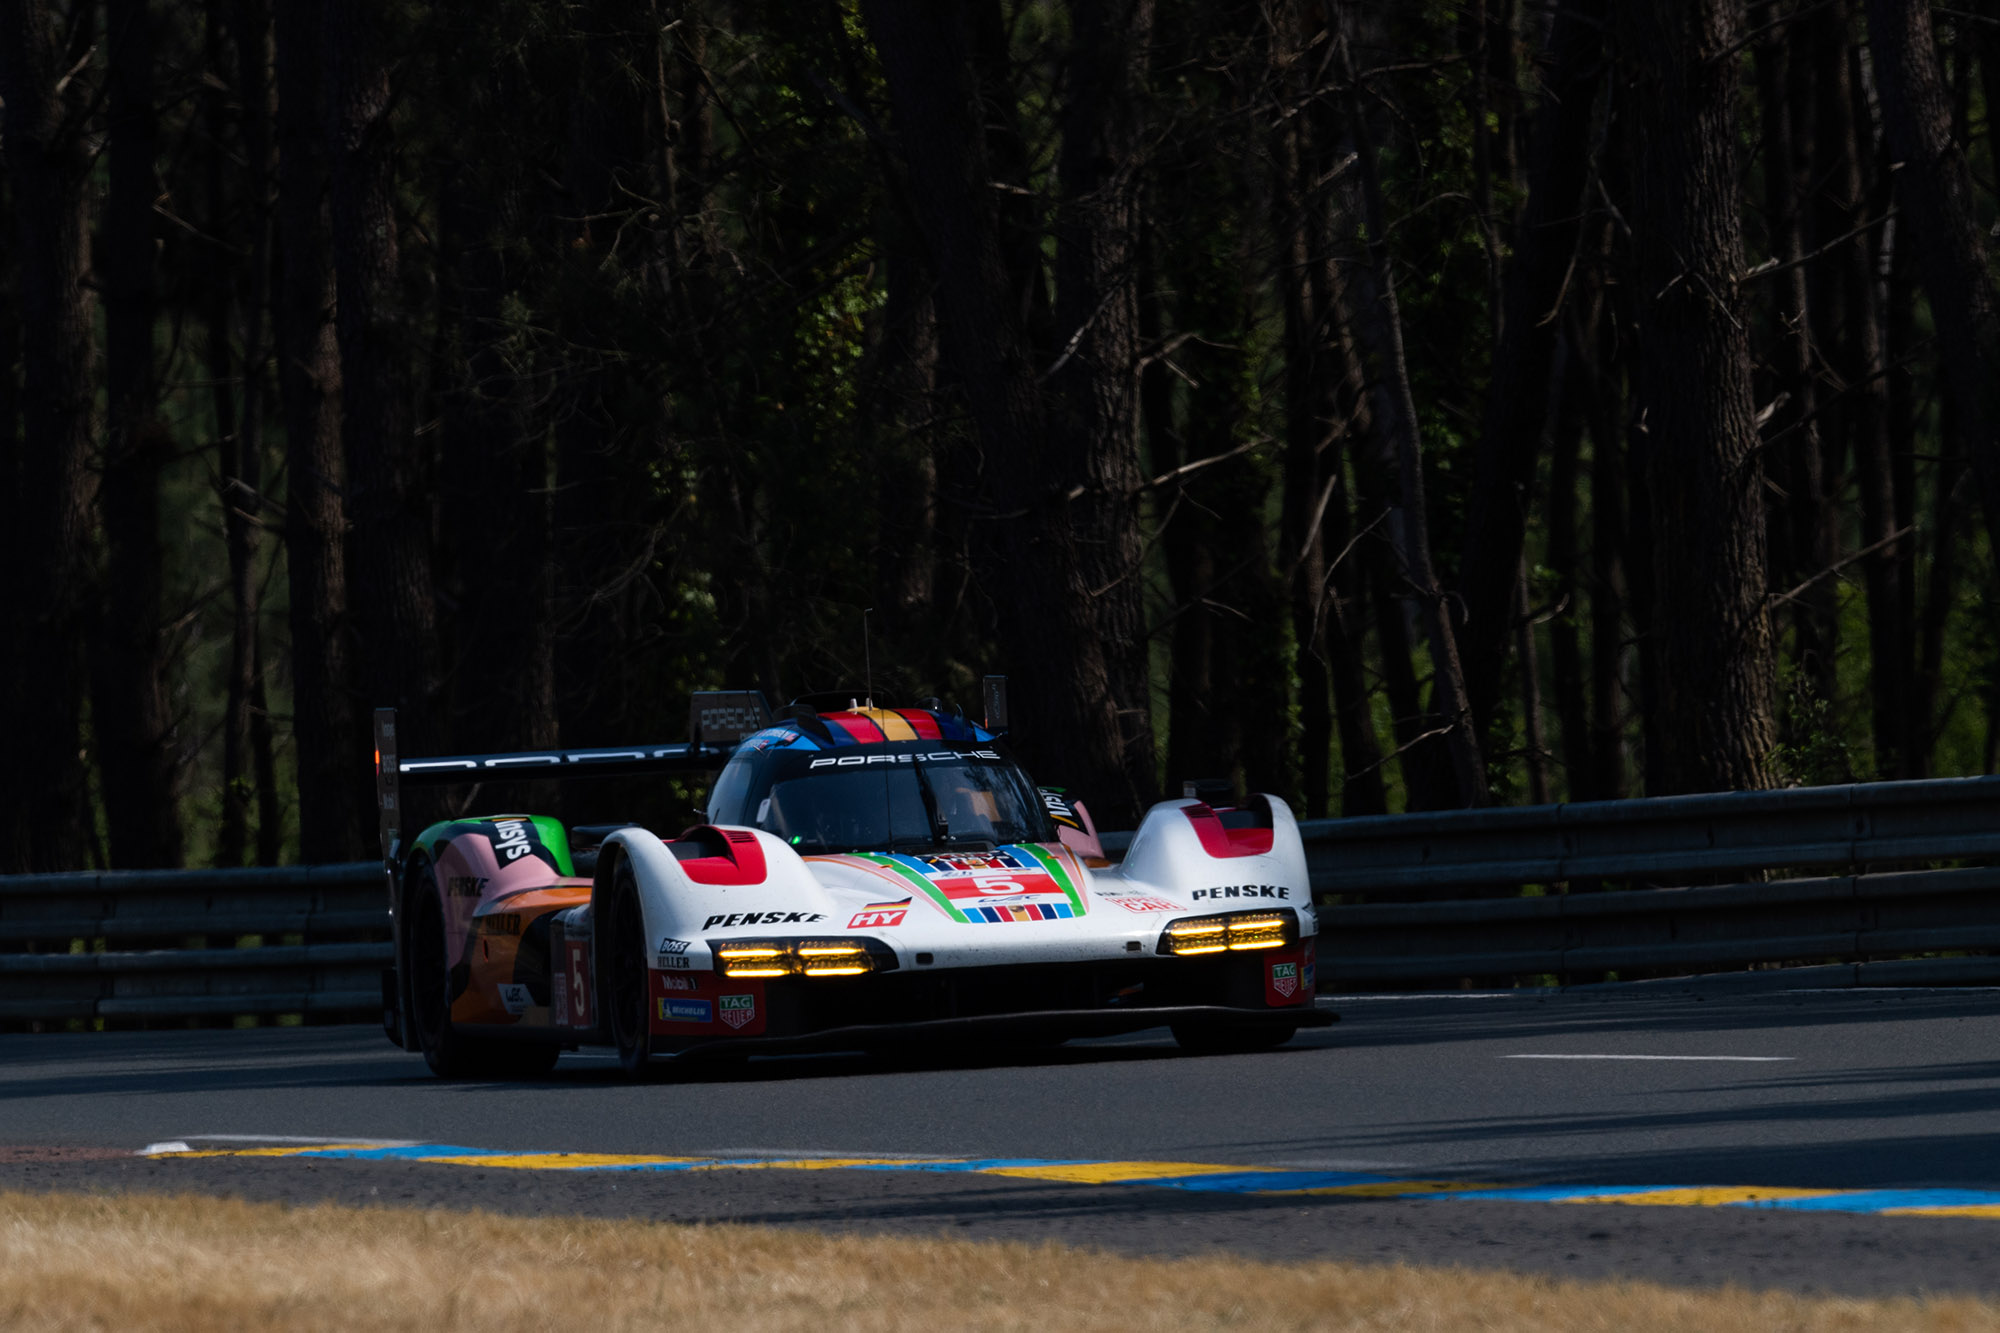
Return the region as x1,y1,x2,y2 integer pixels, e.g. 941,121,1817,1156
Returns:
142,1142,2000,1220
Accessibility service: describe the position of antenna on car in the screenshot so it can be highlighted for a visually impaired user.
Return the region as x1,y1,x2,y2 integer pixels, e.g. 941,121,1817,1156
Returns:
983,675,1009,733
862,607,875,710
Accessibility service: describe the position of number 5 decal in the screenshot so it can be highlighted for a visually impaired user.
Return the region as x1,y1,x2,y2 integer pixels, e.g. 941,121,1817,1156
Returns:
566,940,594,1027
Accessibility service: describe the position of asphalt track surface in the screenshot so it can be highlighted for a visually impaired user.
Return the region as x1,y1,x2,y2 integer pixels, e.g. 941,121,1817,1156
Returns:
6,988,2000,1297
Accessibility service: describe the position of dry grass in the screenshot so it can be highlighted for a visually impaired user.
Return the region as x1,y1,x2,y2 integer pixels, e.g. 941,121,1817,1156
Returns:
0,1189,1995,1332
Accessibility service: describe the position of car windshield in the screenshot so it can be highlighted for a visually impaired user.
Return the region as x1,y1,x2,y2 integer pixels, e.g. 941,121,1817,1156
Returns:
708,744,1053,854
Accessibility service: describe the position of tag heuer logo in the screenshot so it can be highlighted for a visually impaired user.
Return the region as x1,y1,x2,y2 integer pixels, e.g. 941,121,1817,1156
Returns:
719,994,756,1029
1272,962,1298,998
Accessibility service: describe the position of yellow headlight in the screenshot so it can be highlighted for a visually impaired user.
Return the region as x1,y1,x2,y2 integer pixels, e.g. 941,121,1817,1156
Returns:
1162,919,1228,955
710,939,880,977
793,940,875,976
715,941,794,977
1226,911,1289,950
1160,909,1297,956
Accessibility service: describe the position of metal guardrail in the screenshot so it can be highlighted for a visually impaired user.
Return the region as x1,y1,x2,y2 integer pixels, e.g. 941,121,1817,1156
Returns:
1296,774,2000,894
0,863,385,1024
5,774,1999,1026
1326,865,2000,986
1286,775,2000,989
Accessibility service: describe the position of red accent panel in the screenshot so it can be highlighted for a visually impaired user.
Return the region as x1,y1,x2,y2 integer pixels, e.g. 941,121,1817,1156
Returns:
674,826,769,885
897,709,943,740
1183,804,1274,858
824,712,886,743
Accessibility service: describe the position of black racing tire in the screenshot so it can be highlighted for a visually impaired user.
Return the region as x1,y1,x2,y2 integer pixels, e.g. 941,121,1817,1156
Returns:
600,857,656,1078
1170,1021,1300,1055
410,858,561,1080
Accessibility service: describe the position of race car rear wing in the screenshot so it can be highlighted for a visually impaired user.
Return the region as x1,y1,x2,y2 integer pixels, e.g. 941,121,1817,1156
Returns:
372,690,771,866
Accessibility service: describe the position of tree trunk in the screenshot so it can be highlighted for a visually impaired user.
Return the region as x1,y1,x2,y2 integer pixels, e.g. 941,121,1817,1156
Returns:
324,0,440,752
0,2,99,871
0,169,16,826
1455,0,1606,741
0,177,17,864
868,238,941,659
1150,7,1288,803
1866,0,2000,740
434,54,557,762
236,0,283,865
860,0,1158,825
97,0,184,868
274,0,370,861
1274,27,1336,820
1342,32,1488,808
1546,335,1591,798
1582,236,1630,801
1752,13,1836,714
212,0,255,866
1913,441,1966,774
1273,0,1384,818
1807,2,1904,780
1513,554,1551,803
1624,0,1776,794
553,10,667,780
1046,0,1160,811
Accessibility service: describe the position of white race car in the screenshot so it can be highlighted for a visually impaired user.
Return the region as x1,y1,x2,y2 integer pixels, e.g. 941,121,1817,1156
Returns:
375,687,1328,1077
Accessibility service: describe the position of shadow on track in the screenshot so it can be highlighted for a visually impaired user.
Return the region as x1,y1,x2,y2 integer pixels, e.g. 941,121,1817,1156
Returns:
0,1022,1262,1101
1320,989,2000,1052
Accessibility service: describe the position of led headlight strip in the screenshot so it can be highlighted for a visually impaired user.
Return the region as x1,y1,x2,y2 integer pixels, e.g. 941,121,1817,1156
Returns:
1158,908,1297,956
713,938,893,978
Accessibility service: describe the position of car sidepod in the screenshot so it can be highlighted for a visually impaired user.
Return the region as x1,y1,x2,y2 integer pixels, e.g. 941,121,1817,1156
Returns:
402,816,592,1040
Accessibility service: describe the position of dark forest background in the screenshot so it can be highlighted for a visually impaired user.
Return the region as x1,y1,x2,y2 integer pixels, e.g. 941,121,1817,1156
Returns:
4,0,2000,872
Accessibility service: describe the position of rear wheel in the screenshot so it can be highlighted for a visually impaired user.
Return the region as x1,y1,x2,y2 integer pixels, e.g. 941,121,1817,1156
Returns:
600,858,655,1078
409,858,560,1080
1171,1021,1299,1055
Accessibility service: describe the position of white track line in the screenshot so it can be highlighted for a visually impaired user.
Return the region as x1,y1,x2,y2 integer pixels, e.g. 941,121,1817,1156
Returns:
138,1134,418,1156
1501,1054,1794,1062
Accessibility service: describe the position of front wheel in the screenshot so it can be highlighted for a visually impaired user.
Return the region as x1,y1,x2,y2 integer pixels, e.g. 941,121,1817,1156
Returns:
1171,1021,1299,1055
600,858,656,1078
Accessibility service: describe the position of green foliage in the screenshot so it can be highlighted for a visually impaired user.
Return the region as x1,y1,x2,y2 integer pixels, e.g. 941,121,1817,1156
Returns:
1771,661,1858,789
16,0,2000,871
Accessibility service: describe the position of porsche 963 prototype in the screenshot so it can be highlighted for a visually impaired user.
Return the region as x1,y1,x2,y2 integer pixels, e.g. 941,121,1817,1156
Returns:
374,684,1330,1077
